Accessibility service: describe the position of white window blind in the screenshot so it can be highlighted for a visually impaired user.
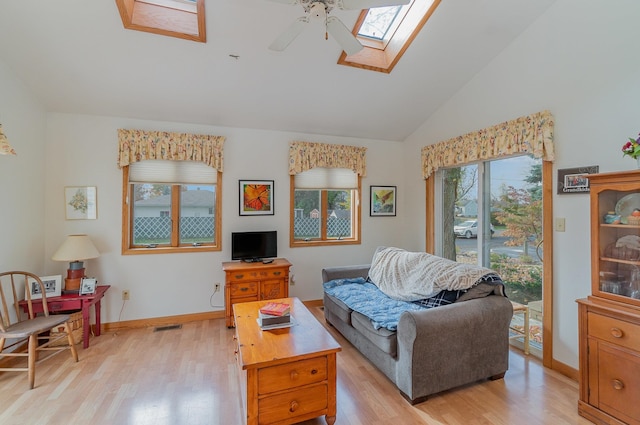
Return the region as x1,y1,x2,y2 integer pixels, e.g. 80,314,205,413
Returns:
294,167,358,189
129,160,217,184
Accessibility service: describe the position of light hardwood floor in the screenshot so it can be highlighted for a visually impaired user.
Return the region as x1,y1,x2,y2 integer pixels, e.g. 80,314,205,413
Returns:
0,306,591,425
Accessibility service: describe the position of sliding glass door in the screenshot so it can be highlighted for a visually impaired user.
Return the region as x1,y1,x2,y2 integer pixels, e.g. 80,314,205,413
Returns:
438,155,544,357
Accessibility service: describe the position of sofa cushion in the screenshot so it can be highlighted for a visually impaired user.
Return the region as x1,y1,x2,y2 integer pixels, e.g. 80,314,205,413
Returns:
324,292,353,325
351,311,397,357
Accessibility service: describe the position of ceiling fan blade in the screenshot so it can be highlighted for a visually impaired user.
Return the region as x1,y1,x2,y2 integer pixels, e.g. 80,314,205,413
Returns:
326,16,364,56
340,0,410,10
269,17,310,51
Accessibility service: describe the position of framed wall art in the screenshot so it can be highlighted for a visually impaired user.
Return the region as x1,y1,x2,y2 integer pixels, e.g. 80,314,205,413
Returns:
65,186,97,219
370,185,397,216
557,165,599,195
239,180,274,216
27,275,62,299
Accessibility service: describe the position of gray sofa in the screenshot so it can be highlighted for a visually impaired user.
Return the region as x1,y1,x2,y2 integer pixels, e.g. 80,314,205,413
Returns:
322,264,513,404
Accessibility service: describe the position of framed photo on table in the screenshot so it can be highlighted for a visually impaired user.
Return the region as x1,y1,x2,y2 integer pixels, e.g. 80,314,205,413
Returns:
80,278,97,295
239,180,274,216
27,275,62,299
370,186,397,216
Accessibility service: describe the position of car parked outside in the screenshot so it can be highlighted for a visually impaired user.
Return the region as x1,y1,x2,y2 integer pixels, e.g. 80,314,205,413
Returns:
453,220,495,238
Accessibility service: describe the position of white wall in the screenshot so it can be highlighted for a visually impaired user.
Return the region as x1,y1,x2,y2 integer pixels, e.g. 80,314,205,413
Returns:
43,114,405,323
403,0,640,369
0,61,46,273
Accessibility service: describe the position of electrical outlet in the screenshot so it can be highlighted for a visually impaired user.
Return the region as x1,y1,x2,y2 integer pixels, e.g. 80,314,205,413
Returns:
214,283,220,292
122,290,130,301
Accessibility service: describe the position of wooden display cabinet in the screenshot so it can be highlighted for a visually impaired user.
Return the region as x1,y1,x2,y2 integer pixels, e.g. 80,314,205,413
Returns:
577,170,640,425
222,258,291,327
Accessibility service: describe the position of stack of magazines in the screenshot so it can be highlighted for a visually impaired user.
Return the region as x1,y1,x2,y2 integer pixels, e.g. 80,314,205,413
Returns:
258,302,291,328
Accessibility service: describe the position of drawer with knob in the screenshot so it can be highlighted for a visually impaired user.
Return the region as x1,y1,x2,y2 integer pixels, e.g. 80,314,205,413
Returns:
258,382,329,424
588,312,640,352
258,357,327,394
229,282,258,297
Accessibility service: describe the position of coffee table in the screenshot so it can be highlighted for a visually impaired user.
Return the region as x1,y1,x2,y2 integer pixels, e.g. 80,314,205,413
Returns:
233,297,341,425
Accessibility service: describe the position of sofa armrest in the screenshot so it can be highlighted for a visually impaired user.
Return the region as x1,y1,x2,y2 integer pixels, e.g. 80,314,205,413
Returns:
396,295,512,401
321,265,370,283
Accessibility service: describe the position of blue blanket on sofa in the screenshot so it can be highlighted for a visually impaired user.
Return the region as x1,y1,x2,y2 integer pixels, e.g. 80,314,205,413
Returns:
323,277,426,331
323,275,504,331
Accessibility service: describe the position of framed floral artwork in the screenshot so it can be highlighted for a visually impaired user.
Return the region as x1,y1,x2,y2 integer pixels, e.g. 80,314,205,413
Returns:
370,185,397,216
65,186,97,220
239,180,274,216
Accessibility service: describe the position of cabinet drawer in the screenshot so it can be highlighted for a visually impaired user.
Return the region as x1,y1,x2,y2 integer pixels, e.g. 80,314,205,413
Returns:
596,343,640,423
588,312,640,352
258,382,328,423
230,282,258,297
258,357,327,394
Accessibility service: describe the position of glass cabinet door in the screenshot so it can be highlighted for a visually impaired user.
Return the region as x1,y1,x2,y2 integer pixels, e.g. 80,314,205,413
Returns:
592,177,640,306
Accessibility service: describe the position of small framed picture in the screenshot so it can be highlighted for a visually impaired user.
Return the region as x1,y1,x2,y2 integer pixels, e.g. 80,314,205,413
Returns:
27,275,62,299
370,186,397,216
239,180,274,216
80,278,97,295
65,186,98,220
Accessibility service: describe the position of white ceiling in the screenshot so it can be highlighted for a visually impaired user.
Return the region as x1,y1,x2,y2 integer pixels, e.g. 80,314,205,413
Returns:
0,0,556,142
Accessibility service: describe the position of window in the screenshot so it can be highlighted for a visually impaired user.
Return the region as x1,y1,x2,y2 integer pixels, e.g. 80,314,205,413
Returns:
115,0,206,42
290,168,361,247
122,160,221,254
339,0,441,73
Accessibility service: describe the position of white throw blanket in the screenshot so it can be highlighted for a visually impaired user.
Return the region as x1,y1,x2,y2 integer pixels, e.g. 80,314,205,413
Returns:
368,247,495,301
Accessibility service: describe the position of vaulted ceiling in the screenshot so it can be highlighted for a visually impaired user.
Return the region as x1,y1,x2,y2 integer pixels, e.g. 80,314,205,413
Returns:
0,0,556,141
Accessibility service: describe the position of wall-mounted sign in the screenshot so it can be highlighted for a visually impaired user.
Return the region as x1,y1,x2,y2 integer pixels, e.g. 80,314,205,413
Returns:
557,165,599,195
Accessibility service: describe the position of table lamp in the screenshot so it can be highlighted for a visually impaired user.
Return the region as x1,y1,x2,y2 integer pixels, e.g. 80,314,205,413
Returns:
52,234,99,293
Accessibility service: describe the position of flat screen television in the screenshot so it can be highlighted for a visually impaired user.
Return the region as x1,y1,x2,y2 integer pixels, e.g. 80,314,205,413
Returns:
231,231,277,262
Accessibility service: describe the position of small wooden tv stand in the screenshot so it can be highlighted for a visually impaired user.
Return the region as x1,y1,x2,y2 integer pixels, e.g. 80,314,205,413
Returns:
222,258,291,328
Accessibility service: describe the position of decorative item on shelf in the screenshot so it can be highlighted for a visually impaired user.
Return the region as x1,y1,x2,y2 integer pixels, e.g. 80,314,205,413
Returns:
628,208,640,225
0,123,17,155
52,234,100,293
603,211,621,224
622,132,640,168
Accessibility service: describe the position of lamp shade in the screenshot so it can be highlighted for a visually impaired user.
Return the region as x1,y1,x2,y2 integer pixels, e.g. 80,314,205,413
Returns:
0,124,17,156
52,234,100,262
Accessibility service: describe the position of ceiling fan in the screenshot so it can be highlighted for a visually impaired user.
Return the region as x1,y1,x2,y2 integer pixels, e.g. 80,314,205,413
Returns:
266,0,411,56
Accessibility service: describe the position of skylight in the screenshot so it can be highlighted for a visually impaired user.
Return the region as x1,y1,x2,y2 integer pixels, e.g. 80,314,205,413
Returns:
339,0,440,74
115,0,205,43
357,5,405,42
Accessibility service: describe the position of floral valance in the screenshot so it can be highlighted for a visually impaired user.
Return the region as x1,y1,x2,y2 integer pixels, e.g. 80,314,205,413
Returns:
421,110,555,179
288,141,367,176
117,129,225,171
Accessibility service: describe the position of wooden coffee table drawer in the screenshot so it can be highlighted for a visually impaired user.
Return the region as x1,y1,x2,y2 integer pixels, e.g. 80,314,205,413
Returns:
259,382,329,424
258,357,327,394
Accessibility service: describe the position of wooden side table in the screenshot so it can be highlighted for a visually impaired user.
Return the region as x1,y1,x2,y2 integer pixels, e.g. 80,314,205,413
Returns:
510,301,530,355
19,285,110,349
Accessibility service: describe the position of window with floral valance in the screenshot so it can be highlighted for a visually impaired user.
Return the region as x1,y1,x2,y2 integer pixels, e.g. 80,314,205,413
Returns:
117,129,225,171
288,141,366,247
118,129,225,255
421,110,555,179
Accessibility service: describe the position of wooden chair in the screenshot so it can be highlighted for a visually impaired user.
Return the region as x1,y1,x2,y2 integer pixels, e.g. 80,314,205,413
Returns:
0,271,79,389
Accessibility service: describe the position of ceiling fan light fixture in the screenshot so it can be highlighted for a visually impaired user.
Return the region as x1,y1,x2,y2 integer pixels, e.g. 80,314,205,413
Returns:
309,2,327,20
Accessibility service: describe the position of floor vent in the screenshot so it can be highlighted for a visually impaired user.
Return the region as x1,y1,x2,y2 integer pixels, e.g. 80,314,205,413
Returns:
154,324,182,332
